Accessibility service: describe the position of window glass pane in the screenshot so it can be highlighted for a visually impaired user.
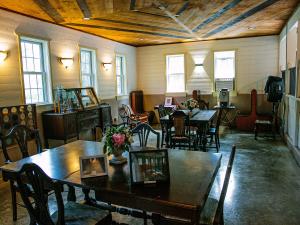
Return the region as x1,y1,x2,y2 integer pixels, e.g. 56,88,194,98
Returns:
80,49,94,88
31,89,38,103
29,75,37,88
38,89,44,102
25,89,32,103
34,58,41,72
33,44,40,58
166,54,185,92
25,42,33,57
26,58,34,72
37,75,43,88
117,76,121,95
24,75,30,89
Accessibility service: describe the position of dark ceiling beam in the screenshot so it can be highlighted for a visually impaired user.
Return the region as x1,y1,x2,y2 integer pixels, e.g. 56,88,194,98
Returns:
75,0,91,19
204,0,280,37
175,0,189,16
130,0,136,10
66,23,193,39
192,0,242,32
92,18,187,33
33,0,64,23
134,10,170,18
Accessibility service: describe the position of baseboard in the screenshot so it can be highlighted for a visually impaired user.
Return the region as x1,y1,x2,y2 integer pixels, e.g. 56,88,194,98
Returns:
285,134,300,166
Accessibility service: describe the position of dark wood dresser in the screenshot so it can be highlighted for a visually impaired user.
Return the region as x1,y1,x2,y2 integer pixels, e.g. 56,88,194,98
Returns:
42,104,112,148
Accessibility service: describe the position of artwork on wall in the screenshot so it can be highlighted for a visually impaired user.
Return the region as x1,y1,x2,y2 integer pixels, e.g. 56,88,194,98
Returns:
164,97,172,106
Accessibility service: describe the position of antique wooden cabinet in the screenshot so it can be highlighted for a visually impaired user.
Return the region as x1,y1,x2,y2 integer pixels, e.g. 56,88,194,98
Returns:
42,88,112,147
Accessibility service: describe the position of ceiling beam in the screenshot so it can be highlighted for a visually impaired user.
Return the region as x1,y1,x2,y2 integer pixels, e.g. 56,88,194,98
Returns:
33,0,64,23
204,0,280,37
192,0,242,32
175,0,190,16
75,0,92,19
153,0,199,39
66,23,193,39
92,18,187,33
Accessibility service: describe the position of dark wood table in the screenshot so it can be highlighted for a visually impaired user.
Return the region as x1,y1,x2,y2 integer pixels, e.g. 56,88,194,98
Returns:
160,109,217,151
1,140,222,225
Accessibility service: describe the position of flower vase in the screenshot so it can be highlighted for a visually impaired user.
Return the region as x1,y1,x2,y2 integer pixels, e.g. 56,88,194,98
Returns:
188,109,193,117
109,149,127,165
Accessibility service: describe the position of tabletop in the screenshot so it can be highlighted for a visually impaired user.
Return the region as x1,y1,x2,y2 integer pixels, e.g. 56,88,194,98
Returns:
160,109,217,123
1,140,222,223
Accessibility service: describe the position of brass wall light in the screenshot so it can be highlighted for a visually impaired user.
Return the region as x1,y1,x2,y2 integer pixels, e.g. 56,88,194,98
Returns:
102,62,112,71
59,57,74,69
0,51,8,64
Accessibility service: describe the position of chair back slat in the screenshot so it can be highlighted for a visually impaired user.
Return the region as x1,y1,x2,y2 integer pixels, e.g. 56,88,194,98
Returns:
171,111,189,137
0,125,42,163
132,123,160,148
16,163,64,225
213,145,236,225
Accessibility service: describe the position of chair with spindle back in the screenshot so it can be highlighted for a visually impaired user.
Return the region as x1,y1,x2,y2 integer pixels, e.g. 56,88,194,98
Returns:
16,163,112,225
132,123,160,148
157,105,169,147
0,124,42,221
200,145,236,225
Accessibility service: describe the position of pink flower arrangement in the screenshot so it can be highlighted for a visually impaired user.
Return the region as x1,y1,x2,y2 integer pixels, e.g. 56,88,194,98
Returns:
104,126,133,155
112,133,126,147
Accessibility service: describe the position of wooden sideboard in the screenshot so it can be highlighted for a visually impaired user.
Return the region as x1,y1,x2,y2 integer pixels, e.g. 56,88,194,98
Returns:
42,104,112,147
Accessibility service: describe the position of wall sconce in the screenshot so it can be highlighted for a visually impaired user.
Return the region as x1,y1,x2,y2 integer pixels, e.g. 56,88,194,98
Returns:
59,58,74,69
0,51,8,64
102,62,112,71
195,63,203,67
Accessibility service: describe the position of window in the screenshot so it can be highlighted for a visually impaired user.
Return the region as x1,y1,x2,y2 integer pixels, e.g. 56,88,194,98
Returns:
116,55,126,95
214,51,235,91
20,36,52,104
166,54,185,93
80,48,96,88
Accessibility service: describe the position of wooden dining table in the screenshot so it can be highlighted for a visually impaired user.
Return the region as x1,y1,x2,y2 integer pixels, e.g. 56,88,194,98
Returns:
1,140,222,225
160,109,217,151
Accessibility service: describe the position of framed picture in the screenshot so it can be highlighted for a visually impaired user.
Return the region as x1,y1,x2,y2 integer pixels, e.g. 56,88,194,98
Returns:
80,155,108,178
129,149,170,185
164,97,172,106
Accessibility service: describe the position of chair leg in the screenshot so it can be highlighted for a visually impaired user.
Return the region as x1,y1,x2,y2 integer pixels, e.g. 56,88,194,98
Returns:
161,131,165,148
10,181,17,221
215,134,219,153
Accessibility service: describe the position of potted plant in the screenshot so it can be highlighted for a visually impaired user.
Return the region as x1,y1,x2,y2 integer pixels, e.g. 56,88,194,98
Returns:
104,126,133,164
182,98,199,111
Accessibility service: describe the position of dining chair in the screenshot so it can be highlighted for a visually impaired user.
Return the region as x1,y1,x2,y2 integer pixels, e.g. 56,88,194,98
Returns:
207,109,223,152
16,163,112,225
132,123,160,148
169,111,197,150
0,124,42,221
199,145,236,225
118,104,142,128
157,105,169,147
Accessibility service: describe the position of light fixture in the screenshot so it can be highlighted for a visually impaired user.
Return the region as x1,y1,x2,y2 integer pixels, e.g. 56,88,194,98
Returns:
102,62,112,71
195,63,203,67
0,51,8,63
83,17,90,20
59,58,74,69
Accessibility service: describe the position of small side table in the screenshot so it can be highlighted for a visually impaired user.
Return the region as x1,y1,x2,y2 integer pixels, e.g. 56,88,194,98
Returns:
213,105,238,127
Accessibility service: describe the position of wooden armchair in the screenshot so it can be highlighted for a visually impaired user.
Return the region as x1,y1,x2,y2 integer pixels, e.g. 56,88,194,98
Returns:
119,104,148,128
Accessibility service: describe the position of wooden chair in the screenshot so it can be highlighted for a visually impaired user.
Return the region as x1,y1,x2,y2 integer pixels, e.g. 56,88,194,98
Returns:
0,124,42,221
118,104,147,128
169,111,197,150
198,100,209,110
132,123,160,148
200,145,236,225
207,109,223,152
16,163,112,225
157,105,168,147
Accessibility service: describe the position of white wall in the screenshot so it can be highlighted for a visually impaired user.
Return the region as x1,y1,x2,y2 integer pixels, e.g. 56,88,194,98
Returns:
137,36,279,95
0,9,137,107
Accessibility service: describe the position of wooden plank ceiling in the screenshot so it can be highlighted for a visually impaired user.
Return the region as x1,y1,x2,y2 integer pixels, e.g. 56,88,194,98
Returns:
0,0,298,46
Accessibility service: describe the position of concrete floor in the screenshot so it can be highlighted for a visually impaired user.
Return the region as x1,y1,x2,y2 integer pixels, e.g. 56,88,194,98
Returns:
0,128,300,225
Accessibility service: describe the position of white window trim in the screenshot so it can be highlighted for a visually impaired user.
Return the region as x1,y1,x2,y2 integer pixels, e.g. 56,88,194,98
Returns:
19,36,52,105
116,54,127,96
213,50,236,94
165,54,186,94
80,47,97,91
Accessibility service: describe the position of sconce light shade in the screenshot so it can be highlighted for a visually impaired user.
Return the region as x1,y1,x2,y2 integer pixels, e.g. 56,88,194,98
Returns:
59,58,74,69
0,51,8,63
102,62,112,71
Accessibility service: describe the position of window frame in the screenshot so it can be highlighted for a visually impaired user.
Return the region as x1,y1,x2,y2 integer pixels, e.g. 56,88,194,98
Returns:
79,47,97,90
165,53,186,94
19,35,52,105
115,54,127,96
213,50,236,93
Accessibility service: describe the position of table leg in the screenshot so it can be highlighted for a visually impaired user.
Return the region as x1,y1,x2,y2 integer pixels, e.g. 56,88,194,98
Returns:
67,185,76,202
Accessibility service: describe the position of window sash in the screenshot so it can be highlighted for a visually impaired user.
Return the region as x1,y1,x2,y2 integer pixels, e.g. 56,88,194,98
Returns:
116,56,126,95
21,38,49,104
166,54,185,93
80,50,94,87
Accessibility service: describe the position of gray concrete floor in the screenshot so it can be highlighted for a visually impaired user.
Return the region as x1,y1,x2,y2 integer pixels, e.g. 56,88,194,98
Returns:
0,127,300,225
